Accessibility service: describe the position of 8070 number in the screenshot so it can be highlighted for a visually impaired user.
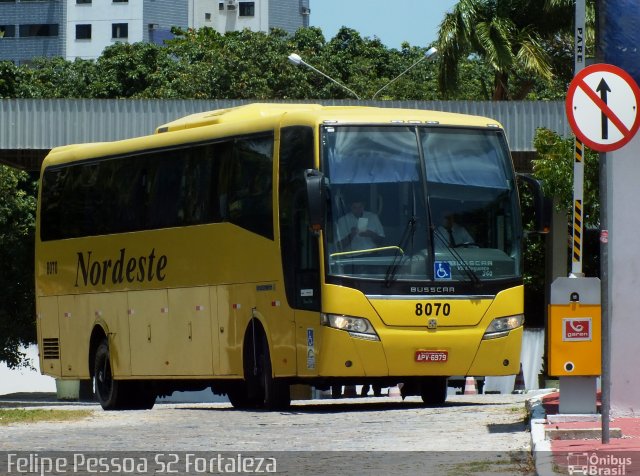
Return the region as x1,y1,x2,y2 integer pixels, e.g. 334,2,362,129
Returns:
415,302,450,316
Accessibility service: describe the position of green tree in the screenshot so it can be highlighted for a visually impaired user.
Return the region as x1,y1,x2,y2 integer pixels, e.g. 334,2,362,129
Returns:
0,166,37,368
436,0,573,99
532,128,599,227
90,42,166,98
532,128,601,280
14,57,98,98
0,61,21,98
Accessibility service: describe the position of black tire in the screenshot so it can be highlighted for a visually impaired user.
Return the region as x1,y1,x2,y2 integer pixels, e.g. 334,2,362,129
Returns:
331,385,343,399
94,339,155,410
94,339,125,410
127,381,156,410
420,377,448,406
257,334,291,410
237,325,290,411
227,381,257,409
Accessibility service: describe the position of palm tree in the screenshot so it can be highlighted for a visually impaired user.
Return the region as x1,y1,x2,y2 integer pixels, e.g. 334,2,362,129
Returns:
436,0,574,100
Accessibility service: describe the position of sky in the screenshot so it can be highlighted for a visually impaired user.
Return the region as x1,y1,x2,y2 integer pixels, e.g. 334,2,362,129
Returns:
309,0,459,50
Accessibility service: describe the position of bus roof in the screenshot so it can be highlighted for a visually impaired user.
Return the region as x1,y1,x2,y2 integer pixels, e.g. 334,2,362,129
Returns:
42,103,504,170
155,103,504,133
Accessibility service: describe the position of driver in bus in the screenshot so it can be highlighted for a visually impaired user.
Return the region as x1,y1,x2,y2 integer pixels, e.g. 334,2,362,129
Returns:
336,199,385,251
435,210,474,247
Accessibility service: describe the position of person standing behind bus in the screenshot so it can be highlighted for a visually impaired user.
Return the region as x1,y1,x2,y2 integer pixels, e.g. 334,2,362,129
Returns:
336,199,385,251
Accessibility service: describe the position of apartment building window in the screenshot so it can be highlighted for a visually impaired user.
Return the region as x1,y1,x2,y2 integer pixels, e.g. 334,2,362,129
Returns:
76,0,92,4
218,2,224,10
112,23,128,39
0,25,16,38
205,13,212,21
239,2,254,16
0,0,16,3
76,24,91,40
19,24,59,37
113,0,128,3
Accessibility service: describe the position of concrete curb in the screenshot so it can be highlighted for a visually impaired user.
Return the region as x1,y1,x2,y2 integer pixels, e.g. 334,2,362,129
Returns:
527,392,556,476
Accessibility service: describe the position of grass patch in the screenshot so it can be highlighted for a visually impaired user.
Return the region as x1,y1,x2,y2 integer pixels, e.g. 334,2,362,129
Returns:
445,454,535,475
0,408,93,425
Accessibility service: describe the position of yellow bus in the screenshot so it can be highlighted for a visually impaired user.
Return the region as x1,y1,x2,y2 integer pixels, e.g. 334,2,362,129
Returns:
36,103,536,410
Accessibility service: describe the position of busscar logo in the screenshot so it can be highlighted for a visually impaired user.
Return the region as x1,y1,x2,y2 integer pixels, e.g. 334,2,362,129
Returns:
75,248,168,287
410,286,455,294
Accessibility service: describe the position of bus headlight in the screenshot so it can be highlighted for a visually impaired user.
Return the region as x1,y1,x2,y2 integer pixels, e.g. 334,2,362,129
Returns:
321,313,380,341
483,314,524,340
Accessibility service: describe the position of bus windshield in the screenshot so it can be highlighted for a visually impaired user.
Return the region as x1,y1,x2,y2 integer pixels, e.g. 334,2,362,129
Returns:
323,125,521,285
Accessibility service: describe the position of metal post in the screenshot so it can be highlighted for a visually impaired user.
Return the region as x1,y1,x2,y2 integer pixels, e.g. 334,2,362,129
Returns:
593,0,610,445
600,151,610,444
571,0,586,277
571,139,584,277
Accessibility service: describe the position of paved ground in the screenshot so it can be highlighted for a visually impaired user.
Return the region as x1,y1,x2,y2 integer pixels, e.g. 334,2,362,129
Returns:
530,391,640,475
0,393,535,475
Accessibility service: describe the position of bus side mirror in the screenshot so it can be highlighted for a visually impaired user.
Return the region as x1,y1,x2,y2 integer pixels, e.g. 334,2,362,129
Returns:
517,173,552,234
305,169,326,233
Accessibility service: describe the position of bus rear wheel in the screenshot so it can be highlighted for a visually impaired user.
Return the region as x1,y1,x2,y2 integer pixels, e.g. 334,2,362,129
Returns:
94,339,124,410
420,377,448,406
94,339,155,410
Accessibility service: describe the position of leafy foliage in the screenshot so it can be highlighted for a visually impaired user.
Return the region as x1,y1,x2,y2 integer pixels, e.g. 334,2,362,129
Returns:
0,24,573,101
0,166,37,369
436,0,577,99
532,128,600,228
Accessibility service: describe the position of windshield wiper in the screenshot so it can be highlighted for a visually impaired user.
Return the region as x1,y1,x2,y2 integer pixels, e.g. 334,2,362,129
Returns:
384,217,416,287
431,227,480,285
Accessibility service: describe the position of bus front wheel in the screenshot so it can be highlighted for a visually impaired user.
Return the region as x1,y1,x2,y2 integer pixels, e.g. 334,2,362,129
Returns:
420,377,448,406
257,336,290,410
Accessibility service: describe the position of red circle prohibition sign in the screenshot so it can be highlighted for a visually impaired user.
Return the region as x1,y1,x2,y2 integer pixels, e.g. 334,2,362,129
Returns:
566,63,640,152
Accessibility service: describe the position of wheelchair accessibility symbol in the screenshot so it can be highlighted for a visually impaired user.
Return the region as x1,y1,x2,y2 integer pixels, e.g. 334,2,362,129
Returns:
434,261,452,280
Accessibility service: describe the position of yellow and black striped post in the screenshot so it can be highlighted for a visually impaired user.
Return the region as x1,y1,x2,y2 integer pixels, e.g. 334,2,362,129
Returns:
573,199,582,262
571,138,584,276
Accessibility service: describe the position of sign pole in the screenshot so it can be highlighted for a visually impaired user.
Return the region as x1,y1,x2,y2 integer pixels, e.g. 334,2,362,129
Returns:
596,0,611,446
571,139,584,277
556,0,593,415
571,0,586,277
600,151,610,444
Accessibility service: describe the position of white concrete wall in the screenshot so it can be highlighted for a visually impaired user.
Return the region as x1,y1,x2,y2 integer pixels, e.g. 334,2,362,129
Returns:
0,345,56,395
191,0,217,29
215,0,268,33
609,133,640,417
66,1,144,60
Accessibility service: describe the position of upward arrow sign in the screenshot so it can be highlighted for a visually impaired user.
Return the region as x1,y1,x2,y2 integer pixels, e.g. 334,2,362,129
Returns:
566,63,640,152
597,78,612,139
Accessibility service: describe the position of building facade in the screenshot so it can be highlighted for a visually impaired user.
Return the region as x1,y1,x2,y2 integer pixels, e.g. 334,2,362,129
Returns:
0,1,66,64
0,0,310,64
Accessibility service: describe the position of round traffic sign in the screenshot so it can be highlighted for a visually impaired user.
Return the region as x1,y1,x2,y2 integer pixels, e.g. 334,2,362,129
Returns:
566,63,640,152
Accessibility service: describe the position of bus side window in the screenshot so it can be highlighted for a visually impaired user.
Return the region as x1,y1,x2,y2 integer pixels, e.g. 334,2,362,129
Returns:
223,135,274,240
146,153,185,229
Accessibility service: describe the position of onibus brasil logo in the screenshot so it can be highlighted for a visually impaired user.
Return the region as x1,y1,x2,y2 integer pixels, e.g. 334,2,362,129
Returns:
567,452,632,475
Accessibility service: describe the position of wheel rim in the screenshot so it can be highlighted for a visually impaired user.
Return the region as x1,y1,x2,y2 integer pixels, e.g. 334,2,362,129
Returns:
96,352,112,402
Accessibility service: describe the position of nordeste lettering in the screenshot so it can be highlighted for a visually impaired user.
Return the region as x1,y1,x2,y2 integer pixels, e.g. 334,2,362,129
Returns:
75,248,168,287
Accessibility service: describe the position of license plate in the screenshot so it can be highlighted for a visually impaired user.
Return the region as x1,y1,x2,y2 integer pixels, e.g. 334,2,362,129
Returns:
415,350,448,362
